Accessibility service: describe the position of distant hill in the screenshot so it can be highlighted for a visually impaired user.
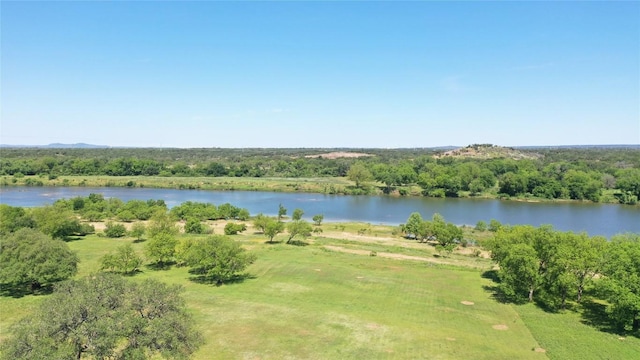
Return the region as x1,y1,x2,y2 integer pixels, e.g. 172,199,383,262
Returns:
0,143,110,149
436,144,543,160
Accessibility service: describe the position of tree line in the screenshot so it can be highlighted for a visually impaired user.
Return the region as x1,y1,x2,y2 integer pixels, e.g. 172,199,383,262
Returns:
2,145,639,203
0,195,325,289
0,197,267,358
484,226,640,333
396,212,640,335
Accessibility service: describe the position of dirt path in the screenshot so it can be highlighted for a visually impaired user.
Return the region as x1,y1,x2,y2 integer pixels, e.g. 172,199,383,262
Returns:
323,245,450,265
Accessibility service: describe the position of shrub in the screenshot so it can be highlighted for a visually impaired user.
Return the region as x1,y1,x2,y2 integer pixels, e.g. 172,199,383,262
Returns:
475,220,487,232
104,221,127,238
185,218,206,234
224,222,247,235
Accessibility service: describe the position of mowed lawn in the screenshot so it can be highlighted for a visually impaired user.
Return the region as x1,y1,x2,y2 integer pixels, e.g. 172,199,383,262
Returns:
2,228,639,359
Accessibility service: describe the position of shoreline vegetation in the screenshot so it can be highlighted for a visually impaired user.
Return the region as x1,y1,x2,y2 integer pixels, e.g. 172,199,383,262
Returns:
1,174,634,206
1,145,639,206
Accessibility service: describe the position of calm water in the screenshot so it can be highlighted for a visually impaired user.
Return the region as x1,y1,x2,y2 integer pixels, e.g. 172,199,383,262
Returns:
1,187,638,237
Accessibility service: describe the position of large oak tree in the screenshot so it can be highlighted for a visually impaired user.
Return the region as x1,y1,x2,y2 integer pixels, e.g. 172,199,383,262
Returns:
2,273,202,359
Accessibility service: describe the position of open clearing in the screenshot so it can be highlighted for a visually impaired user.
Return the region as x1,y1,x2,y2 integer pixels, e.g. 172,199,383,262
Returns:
1,222,638,359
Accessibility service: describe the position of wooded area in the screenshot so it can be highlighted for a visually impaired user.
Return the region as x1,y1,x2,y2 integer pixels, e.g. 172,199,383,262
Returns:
2,145,639,203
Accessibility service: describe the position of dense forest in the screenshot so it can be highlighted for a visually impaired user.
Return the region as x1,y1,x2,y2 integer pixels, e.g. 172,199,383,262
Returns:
1,145,639,204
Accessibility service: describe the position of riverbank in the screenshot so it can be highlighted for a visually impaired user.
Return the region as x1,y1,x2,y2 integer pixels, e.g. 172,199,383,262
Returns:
0,175,627,205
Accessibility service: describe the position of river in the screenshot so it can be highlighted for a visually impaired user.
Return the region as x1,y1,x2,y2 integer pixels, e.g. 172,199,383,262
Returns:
0,187,638,237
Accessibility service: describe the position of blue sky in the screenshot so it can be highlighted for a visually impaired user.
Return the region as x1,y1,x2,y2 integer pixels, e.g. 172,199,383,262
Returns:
1,1,638,147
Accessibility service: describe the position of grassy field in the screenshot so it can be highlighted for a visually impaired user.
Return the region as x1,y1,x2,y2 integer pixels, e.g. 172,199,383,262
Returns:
2,175,361,195
1,222,638,359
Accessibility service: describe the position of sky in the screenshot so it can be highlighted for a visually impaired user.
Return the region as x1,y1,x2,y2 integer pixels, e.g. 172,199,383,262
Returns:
1,1,639,148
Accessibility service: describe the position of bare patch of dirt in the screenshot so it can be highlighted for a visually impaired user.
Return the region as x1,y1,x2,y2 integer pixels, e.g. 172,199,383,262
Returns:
304,152,373,159
446,337,456,341
323,245,449,265
90,222,107,231
460,301,474,305
456,246,491,258
366,322,382,330
492,324,509,330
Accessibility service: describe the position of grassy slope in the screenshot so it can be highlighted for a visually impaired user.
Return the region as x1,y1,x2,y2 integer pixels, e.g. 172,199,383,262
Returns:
1,224,638,359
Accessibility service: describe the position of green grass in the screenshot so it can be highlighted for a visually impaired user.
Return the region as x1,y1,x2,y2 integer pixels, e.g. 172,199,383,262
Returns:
3,175,356,195
1,223,637,359
514,303,640,360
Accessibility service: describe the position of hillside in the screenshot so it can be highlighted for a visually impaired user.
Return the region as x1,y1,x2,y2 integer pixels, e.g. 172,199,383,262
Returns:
437,144,543,160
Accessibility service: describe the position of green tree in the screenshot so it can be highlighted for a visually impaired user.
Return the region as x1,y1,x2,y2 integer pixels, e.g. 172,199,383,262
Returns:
564,232,606,303
347,162,373,188
224,222,247,235
184,218,207,234
488,219,503,232
498,172,528,196
474,220,487,232
372,163,400,193
180,236,256,285
278,203,287,221
403,212,425,240
0,205,36,235
312,214,324,226
264,217,285,243
237,208,250,221
487,226,548,303
252,213,269,233
429,214,463,247
616,169,640,198
599,233,640,332
292,208,304,221
116,210,136,222
31,205,82,240
145,212,179,266
100,244,143,275
0,228,78,291
104,221,127,238
129,222,146,241
286,220,313,244
562,170,603,202
2,273,202,359
500,242,543,303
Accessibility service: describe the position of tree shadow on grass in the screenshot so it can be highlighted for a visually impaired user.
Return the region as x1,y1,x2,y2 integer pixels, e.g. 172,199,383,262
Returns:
145,261,176,271
481,269,500,282
481,284,512,304
286,240,309,246
0,283,53,298
481,270,514,304
63,236,84,242
132,238,146,244
579,299,626,335
188,273,256,287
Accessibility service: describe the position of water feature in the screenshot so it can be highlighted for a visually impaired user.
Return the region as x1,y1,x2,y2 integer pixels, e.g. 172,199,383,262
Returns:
1,186,638,237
